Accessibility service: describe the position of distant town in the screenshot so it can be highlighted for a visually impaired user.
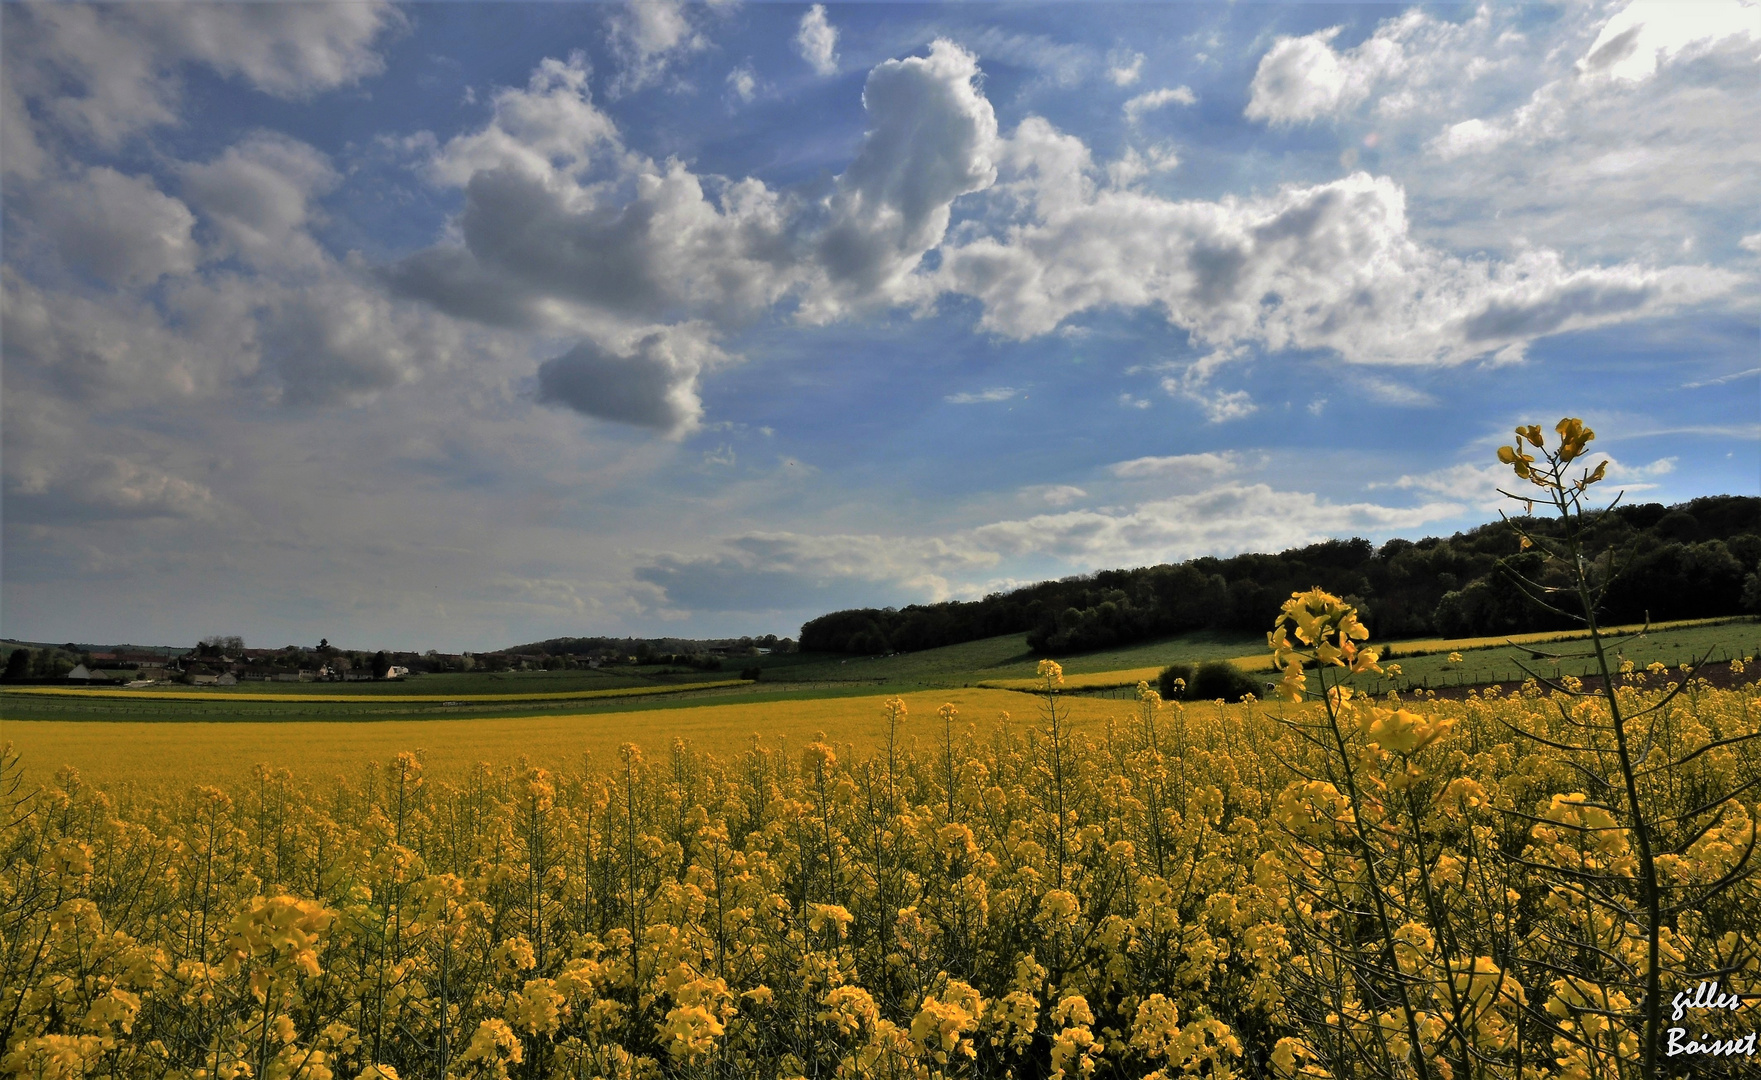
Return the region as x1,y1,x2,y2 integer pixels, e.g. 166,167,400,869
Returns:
0,634,798,687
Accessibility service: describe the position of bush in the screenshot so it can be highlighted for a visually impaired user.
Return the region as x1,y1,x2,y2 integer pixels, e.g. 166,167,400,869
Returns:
1186,660,1261,702
1156,660,1259,702
740,666,762,681
1156,662,1194,701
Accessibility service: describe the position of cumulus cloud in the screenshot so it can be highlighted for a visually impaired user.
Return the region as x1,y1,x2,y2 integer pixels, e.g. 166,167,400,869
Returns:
606,0,706,94
1246,24,1406,125
1231,4,1757,264
1108,49,1145,87
535,325,727,437
936,158,1735,362
3,1,401,151
388,41,1001,428
6,454,218,523
1579,0,1757,82
29,167,199,287
255,278,460,407
1124,85,1196,123
382,37,1737,443
1108,451,1244,479
424,52,622,189
795,5,840,76
390,80,796,332
182,132,340,270
804,40,998,318
726,64,758,103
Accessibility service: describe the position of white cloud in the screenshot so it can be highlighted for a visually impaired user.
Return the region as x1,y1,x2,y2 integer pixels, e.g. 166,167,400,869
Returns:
1381,453,1681,510
1108,49,1145,87
1105,143,1181,188
1579,0,1758,83
1374,461,1508,509
1235,3,1756,264
4,2,401,151
182,132,340,270
30,167,199,287
424,52,622,189
795,4,839,77
606,0,706,94
801,40,998,319
1353,375,1438,407
1124,85,1196,123
395,39,996,342
379,39,1739,443
1108,451,1244,479
1741,233,1761,253
1682,366,1761,388
726,64,758,103
1024,484,1088,506
945,386,1018,404
635,480,1462,613
1245,24,1407,125
968,483,1459,567
936,156,1736,363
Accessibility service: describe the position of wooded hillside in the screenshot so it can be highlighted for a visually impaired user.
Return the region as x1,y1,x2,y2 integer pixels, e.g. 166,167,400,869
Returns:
800,495,1760,655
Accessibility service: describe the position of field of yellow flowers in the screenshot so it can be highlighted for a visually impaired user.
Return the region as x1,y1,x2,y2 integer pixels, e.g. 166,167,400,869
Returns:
6,653,1757,1079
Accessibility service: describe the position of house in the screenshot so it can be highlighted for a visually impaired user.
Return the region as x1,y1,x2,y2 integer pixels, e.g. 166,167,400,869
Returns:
66,664,92,681
216,673,237,686
190,674,219,685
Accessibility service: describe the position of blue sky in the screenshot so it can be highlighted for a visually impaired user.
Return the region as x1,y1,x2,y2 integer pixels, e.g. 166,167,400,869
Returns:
3,0,1757,651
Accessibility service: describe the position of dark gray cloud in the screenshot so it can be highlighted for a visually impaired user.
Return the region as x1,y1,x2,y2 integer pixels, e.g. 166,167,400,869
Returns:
536,328,721,436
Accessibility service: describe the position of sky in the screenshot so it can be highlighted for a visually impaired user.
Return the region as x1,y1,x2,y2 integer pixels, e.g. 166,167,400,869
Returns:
1,0,1757,652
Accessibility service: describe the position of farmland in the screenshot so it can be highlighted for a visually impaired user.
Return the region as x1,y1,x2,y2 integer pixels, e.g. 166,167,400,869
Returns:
5,650,1757,1079
3,687,1130,789
5,555,1761,1080
3,616,1751,725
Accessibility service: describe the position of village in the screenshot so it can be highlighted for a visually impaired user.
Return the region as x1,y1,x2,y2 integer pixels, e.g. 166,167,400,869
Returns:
5,633,792,687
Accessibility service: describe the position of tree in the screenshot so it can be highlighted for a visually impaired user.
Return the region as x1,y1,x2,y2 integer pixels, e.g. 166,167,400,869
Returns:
2,649,29,682
371,651,392,679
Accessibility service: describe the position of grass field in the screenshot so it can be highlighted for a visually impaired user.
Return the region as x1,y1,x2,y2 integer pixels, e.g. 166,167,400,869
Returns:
977,617,1758,694
3,686,1145,788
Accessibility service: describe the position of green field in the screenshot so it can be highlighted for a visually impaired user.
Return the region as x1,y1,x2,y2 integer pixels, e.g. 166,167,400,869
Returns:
4,618,1754,723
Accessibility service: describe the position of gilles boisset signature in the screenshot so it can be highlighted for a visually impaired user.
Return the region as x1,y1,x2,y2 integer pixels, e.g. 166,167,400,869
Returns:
1668,980,1756,1060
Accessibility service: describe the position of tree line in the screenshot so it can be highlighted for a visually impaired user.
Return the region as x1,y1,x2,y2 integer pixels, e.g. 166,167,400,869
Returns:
799,495,1760,656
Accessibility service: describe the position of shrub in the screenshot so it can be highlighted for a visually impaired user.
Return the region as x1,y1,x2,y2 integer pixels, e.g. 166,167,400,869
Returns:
1156,662,1194,701
740,665,762,681
1186,660,1260,702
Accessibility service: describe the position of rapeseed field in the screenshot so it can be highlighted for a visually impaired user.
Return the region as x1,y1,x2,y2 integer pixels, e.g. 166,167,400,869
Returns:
5,661,1756,1079
5,422,1756,1079
3,688,1129,789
